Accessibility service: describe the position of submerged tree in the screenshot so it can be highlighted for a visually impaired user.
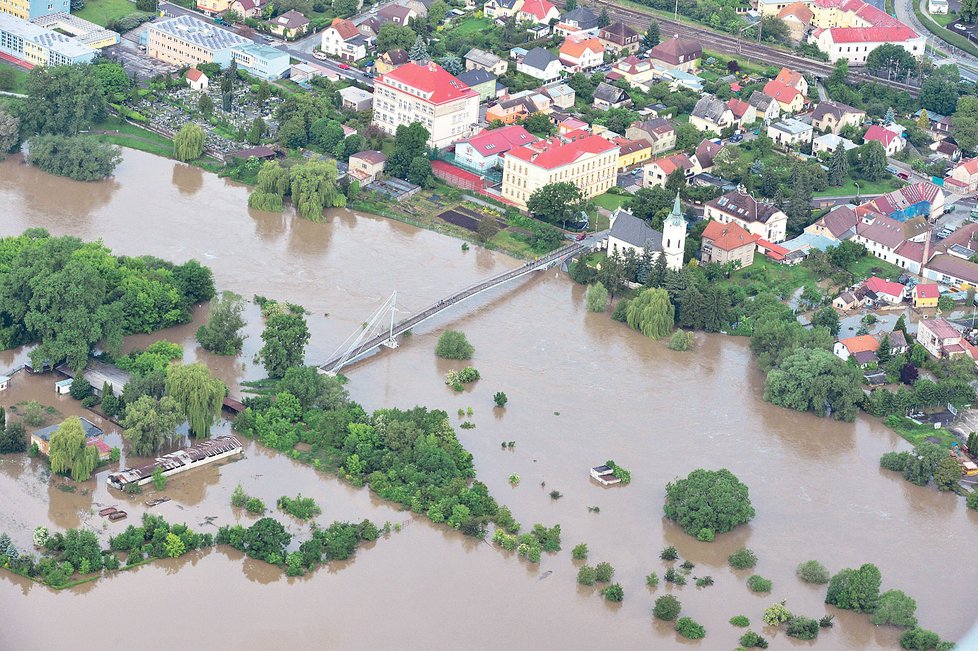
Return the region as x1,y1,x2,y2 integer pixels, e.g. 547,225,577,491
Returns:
173,123,205,162
196,291,247,356
289,158,346,221
164,363,226,438
122,395,183,456
626,287,674,340
49,416,99,481
259,312,310,378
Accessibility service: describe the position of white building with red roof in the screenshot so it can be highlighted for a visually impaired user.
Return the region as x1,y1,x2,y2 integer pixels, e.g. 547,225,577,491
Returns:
454,125,539,173
808,0,924,63
863,124,905,156
949,158,978,194
321,17,367,62
558,35,604,72
517,0,559,24
372,61,480,148
185,67,208,90
500,133,619,208
862,275,906,304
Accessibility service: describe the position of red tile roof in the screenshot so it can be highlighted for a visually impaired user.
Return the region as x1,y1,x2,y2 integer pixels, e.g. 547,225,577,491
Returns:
329,17,360,40
774,67,805,90
864,125,898,146
520,0,556,20
506,134,617,170
559,36,603,58
186,68,205,81
457,125,538,157
812,0,920,43
954,158,978,175
377,61,478,104
863,275,904,298
914,283,939,299
778,2,814,22
649,153,694,175
613,137,651,155
702,219,757,251
727,98,752,119
763,80,802,104
839,334,880,354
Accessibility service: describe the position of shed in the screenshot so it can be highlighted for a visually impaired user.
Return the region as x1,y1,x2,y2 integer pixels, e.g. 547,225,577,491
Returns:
0,374,9,391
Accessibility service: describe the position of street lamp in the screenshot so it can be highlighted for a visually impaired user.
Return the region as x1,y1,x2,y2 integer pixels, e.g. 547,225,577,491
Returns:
854,180,861,204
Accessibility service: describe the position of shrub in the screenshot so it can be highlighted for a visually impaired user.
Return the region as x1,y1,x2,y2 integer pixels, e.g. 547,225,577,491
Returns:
508,474,520,486
825,564,882,613
549,490,562,499
611,299,629,322
663,468,754,539
577,565,596,585
652,595,681,621
435,330,474,359
796,559,830,584
231,484,248,508
872,589,918,628
968,490,978,511
762,602,792,626
277,494,322,520
675,617,705,639
740,630,769,648
881,451,912,472
602,583,624,602
696,527,714,541
493,391,508,407
786,616,820,641
695,575,714,587
571,543,588,560
594,562,614,582
646,571,659,587
586,281,609,312
747,575,772,592
69,376,93,400
680,560,694,571
728,547,758,570
668,329,694,351
819,615,834,628
151,466,166,491
246,497,266,514
900,628,941,650
660,545,678,561
729,615,750,627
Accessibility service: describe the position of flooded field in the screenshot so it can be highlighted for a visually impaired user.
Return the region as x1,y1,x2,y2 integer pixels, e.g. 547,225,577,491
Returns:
1,150,977,650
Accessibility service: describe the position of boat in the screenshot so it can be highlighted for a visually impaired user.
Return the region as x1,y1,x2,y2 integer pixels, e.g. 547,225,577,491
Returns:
108,511,128,521
98,506,118,517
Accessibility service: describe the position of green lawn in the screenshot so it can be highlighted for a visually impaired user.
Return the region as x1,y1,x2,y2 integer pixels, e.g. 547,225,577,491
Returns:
931,11,957,26
883,415,959,447
848,255,904,281
913,2,978,59
0,61,29,94
73,0,146,27
815,177,902,198
455,17,491,35
591,192,631,211
730,254,819,294
85,116,174,158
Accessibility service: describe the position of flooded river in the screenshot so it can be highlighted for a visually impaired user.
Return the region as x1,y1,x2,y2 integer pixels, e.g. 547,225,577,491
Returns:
1,150,977,650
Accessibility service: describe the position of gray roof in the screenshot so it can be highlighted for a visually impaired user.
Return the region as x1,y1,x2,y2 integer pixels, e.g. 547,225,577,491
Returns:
522,47,557,71
33,417,103,443
770,118,812,135
691,95,729,123
560,6,598,29
593,81,627,104
0,13,94,60
150,14,250,51
609,209,663,250
747,90,775,110
457,68,495,86
272,9,309,28
811,100,863,122
465,47,503,68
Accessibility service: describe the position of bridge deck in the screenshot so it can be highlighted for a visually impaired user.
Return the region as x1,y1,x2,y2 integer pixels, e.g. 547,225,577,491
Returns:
318,241,588,373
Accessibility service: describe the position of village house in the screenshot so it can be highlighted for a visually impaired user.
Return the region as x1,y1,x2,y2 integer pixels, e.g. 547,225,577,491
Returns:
375,48,409,74
378,3,418,25
690,95,734,135
613,137,653,169
767,118,813,148
558,35,604,72
464,48,508,77
863,275,905,304
847,210,929,272
606,198,687,270
762,80,805,114
372,61,480,148
483,0,521,19
923,254,978,289
268,10,309,39
486,90,550,124
454,125,538,172
598,20,640,55
812,133,859,155
727,98,757,128
704,189,788,242
650,36,701,72
774,67,809,95
541,83,575,109
31,417,111,461
833,334,879,367
833,287,871,310
747,90,781,122
348,150,387,185
230,0,265,17
778,2,814,40
554,6,599,36
693,139,723,173
643,153,697,188
609,55,657,86
500,133,619,208
516,47,563,82
863,124,905,156
321,18,368,62
700,219,757,268
810,100,865,134
592,82,631,111
626,118,676,156
916,318,972,360
339,86,373,111
457,69,497,102
185,67,208,90
806,204,858,241
912,283,940,308
948,158,978,194
517,0,559,24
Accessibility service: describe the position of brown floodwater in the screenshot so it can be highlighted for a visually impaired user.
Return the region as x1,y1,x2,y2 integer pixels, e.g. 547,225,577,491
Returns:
1,150,977,651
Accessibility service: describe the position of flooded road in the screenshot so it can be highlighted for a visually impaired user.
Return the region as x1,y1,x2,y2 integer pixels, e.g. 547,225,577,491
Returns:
1,150,977,650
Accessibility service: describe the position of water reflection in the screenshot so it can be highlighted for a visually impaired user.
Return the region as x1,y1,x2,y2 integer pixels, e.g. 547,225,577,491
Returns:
171,163,204,197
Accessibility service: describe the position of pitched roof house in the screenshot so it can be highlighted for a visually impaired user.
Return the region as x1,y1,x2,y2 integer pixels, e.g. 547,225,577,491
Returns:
774,67,808,95
690,95,734,135
558,35,604,71
704,189,788,242
454,125,538,172
762,80,805,113
864,124,905,155
747,90,781,121
516,47,563,81
701,219,757,268
643,153,697,188
810,100,865,134
693,139,723,172
517,0,559,24
650,35,701,71
592,81,631,111
625,118,676,155
598,20,640,54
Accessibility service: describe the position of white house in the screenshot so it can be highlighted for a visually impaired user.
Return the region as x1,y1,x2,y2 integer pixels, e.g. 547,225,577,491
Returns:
185,67,208,90
606,196,686,270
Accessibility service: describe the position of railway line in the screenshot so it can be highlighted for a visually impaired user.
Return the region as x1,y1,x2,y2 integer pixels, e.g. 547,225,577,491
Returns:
560,0,921,96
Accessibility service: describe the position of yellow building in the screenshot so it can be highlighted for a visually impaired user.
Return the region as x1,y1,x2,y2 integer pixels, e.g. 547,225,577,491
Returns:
31,13,120,50
501,134,620,208
0,12,95,65
614,137,652,170
147,14,250,68
196,0,233,13
0,0,68,21
912,284,940,309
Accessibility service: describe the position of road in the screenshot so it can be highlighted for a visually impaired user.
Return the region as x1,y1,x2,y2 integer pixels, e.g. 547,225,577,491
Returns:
158,2,374,88
894,0,978,82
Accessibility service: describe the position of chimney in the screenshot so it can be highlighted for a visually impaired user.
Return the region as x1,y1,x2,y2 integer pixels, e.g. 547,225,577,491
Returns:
923,228,932,267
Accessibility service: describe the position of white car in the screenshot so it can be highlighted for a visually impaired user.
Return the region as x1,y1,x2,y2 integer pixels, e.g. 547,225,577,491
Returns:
313,50,328,60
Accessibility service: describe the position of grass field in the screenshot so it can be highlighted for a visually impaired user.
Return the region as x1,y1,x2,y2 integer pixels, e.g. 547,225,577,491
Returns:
912,2,978,60
814,178,901,198
848,255,905,281
455,17,490,35
85,116,174,158
591,192,631,211
73,0,143,26
884,415,959,447
0,61,29,94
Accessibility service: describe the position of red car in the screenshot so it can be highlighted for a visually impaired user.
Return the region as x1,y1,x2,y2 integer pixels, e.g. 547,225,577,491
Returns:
897,172,910,180
575,233,587,241
338,63,350,70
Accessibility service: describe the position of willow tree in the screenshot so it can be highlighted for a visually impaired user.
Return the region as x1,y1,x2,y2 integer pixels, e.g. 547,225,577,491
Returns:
173,123,205,162
626,287,674,340
248,160,290,212
165,363,226,438
49,416,99,481
289,158,345,221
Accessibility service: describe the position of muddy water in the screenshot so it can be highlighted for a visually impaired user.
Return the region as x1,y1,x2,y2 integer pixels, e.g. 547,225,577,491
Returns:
2,150,977,651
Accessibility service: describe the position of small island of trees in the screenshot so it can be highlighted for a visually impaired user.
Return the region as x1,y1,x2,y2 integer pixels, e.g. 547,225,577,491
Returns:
663,468,755,541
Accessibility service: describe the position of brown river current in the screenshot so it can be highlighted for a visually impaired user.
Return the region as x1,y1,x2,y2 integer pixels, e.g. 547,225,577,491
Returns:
1,150,976,650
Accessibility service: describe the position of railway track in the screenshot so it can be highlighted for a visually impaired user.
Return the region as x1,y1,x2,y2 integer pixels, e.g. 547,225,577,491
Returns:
560,0,921,95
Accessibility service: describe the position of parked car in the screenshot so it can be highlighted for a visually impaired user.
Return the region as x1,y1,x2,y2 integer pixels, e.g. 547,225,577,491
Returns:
885,165,899,174
897,172,910,180
338,62,350,70
575,232,587,241
313,50,328,60
730,134,743,142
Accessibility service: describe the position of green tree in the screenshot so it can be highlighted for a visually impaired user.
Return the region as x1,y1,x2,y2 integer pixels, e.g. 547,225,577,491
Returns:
248,160,290,211
173,124,205,162
797,559,830,584
48,416,99,481
289,158,346,221
163,532,185,557
278,365,349,411
435,330,474,359
763,347,864,421
152,465,167,490
24,65,107,135
259,312,311,378
0,422,27,453
164,363,226,438
198,93,214,117
586,282,609,312
763,602,792,626
872,589,917,628
919,64,960,116
932,456,962,491
865,44,918,76
376,22,416,52
526,182,585,225
900,628,941,650
663,468,755,539
196,291,246,355
828,144,849,186
25,135,121,181
675,617,705,639
625,287,674,340
728,547,758,570
597,7,610,27
602,583,624,601
642,20,660,49
386,122,429,180
409,35,429,61
855,140,888,181
0,108,18,156
811,306,841,336
122,395,183,456
825,563,882,613
952,95,978,153
493,391,508,407
407,156,432,186
653,595,681,620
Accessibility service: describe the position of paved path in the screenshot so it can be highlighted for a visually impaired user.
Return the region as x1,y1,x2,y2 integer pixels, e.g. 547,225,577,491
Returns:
896,0,978,80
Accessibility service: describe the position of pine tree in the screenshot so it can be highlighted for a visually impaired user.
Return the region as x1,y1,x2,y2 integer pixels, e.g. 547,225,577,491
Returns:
877,338,892,364
647,253,668,288
409,36,429,62
598,8,611,27
828,144,849,187
894,314,908,335
884,107,895,124
916,108,929,130
643,21,660,49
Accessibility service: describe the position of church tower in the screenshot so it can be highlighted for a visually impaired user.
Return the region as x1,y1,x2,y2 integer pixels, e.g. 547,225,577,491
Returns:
662,193,686,271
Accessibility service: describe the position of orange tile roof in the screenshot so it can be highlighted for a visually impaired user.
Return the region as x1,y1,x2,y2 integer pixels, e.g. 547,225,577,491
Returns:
774,67,805,90
559,36,603,58
329,17,359,40
839,335,880,354
377,61,477,105
763,80,802,104
702,219,757,251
